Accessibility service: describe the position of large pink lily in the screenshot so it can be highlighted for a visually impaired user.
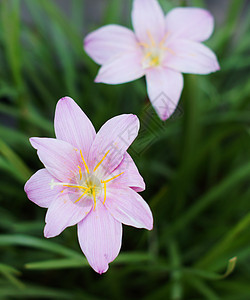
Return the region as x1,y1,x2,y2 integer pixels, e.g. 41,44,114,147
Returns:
24,97,153,274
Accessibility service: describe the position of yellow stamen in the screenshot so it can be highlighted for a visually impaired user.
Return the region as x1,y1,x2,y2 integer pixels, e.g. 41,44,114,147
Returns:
137,42,149,48
150,57,160,66
80,150,90,174
94,150,110,172
162,47,175,55
159,32,170,47
78,166,82,180
63,184,88,190
93,186,96,210
142,51,153,62
74,187,90,203
101,172,124,184
147,30,156,47
103,183,107,205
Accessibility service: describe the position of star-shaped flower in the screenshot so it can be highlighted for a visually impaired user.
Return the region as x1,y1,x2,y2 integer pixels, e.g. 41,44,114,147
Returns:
84,0,220,120
24,97,153,274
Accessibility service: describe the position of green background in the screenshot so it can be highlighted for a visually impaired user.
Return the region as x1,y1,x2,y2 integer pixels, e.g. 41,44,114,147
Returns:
0,0,250,299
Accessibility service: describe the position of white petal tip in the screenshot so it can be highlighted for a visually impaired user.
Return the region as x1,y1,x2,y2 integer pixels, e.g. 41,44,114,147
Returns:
215,62,220,71
129,114,138,121
44,233,52,239
97,268,108,275
44,232,54,239
158,110,174,121
161,115,169,122
145,216,154,231
94,76,101,83
83,36,91,50
93,264,109,275
58,96,73,103
24,182,28,193
147,224,153,231
203,10,214,22
144,217,154,230
131,114,140,124
209,61,220,73
44,225,56,239
29,137,39,149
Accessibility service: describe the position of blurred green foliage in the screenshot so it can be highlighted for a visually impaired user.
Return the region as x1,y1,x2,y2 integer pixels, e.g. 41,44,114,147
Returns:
0,0,250,299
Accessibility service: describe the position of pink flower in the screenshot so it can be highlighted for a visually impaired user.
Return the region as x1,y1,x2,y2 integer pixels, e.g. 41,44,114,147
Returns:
24,97,153,274
84,0,220,120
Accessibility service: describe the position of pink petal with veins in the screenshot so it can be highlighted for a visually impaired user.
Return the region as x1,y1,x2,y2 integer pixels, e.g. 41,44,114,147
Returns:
78,202,122,274
54,97,96,157
165,7,214,42
146,67,183,120
132,0,165,43
84,25,138,65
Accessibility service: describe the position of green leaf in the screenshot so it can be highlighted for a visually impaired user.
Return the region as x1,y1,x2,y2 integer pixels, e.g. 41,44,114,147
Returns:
186,276,220,300
0,234,82,259
25,258,88,270
0,139,32,182
185,257,237,280
0,263,24,289
0,0,22,88
0,284,72,299
196,213,250,269
163,162,250,238
25,252,153,270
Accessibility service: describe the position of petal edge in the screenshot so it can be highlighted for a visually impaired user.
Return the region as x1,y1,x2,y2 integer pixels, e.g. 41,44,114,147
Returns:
105,187,153,230
132,0,165,43
24,169,60,208
77,203,122,274
94,51,145,85
146,67,183,121
165,7,214,42
54,97,96,157
84,24,138,65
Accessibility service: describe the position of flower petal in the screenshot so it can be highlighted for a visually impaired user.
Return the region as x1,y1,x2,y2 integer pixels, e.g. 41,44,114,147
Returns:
94,51,144,85
165,39,220,74
30,137,80,181
84,25,138,65
145,67,183,121
44,193,92,238
24,169,60,208
132,0,165,43
77,203,122,274
105,187,153,230
165,7,214,42
109,152,145,192
54,97,96,157
89,114,140,175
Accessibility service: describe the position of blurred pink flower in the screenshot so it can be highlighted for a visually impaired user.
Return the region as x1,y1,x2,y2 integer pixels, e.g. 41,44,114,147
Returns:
24,97,153,274
84,0,220,120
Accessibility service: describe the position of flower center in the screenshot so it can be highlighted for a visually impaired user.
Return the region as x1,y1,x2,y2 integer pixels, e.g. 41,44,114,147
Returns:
50,149,124,210
139,31,174,69
79,173,102,198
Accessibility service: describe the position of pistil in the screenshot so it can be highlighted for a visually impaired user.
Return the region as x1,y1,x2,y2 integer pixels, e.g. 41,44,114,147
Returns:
50,149,125,210
139,30,175,69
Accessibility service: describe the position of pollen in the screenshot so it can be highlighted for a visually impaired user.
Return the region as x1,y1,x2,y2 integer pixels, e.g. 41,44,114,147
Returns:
139,30,174,69
52,149,124,211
